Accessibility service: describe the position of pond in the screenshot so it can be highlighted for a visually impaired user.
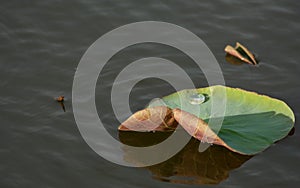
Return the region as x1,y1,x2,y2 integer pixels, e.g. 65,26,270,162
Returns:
1,0,300,187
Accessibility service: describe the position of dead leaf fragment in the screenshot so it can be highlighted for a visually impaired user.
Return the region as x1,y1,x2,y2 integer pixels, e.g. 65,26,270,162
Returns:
225,42,258,65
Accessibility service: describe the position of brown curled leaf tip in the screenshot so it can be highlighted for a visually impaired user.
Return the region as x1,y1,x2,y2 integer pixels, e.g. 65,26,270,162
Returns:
118,106,178,132
172,108,240,154
172,109,223,145
225,42,258,65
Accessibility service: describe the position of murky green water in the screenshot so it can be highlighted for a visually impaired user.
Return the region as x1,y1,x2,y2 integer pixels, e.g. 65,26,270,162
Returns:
1,0,300,187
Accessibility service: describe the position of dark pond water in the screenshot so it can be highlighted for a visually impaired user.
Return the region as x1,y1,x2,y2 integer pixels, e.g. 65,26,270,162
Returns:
1,0,300,187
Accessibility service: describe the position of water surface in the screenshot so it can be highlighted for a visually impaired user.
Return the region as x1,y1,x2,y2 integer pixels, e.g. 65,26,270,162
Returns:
1,0,300,187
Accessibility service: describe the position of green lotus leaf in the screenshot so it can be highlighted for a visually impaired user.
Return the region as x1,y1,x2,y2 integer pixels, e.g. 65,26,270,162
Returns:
119,85,294,155
158,85,295,155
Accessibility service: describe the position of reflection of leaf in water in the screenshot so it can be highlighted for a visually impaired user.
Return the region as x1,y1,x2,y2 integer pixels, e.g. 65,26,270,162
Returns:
119,132,251,185
119,131,173,147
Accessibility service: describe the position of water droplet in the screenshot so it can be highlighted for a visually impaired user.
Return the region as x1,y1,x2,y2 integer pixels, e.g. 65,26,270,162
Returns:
189,93,206,105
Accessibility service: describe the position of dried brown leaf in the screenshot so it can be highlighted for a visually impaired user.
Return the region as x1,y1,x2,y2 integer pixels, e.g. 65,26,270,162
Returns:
118,106,178,132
